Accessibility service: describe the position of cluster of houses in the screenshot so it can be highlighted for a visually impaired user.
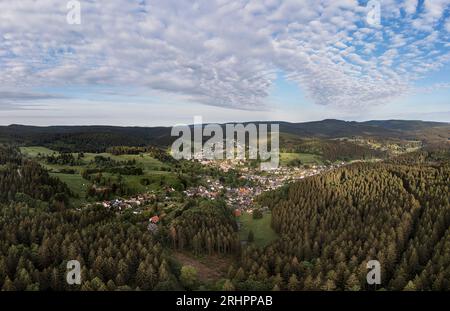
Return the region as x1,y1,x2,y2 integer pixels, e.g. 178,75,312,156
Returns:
93,157,349,236
183,178,224,200
181,163,343,212
100,192,156,212
225,186,258,210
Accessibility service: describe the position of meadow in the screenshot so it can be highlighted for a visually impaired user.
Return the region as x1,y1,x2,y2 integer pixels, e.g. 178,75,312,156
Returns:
238,212,278,248
20,146,176,203
279,152,323,166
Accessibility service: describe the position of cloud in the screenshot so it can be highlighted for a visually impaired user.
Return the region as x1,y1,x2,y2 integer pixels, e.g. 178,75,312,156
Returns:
0,91,65,110
416,82,450,94
0,0,449,111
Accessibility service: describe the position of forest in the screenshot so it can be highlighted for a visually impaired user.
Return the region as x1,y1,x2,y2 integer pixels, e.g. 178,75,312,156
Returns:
236,157,449,290
0,143,449,291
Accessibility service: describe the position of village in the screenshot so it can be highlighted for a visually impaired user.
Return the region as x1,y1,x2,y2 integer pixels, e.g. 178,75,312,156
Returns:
182,161,346,212
91,156,348,229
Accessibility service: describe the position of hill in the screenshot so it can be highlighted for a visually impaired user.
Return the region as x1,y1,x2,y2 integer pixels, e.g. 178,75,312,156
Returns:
363,120,449,131
243,160,450,290
0,119,448,153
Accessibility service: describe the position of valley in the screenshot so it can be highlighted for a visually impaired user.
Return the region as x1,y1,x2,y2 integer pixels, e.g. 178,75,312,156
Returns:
0,119,449,291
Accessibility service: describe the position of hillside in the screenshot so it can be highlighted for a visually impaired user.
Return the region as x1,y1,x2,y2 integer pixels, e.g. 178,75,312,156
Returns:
245,160,450,290
1,147,448,291
0,120,448,153
364,120,449,131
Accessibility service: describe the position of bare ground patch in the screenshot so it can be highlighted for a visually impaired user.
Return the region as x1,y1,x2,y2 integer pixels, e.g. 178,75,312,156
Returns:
173,251,234,282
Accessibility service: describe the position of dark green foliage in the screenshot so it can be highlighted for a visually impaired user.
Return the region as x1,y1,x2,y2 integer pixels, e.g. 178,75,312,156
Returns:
169,200,240,255
233,161,449,290
46,153,81,166
1,139,449,291
0,125,173,153
0,146,73,206
247,230,254,243
1,120,447,153
0,203,179,291
0,160,72,205
0,145,22,165
106,146,147,155
283,138,387,162
252,209,263,219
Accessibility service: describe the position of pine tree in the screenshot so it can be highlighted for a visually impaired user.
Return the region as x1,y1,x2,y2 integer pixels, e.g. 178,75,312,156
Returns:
287,274,299,291
247,230,254,243
345,273,361,291
1,276,16,291
222,279,235,291
180,266,198,290
403,280,416,291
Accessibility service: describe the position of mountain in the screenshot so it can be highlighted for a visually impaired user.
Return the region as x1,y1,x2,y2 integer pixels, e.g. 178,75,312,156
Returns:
277,119,401,138
363,120,449,131
0,124,173,151
0,119,448,152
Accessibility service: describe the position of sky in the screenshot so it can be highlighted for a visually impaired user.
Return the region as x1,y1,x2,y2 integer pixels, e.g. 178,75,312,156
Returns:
0,0,450,126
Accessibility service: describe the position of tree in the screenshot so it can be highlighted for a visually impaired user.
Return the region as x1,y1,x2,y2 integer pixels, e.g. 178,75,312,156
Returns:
247,230,255,243
90,277,108,291
403,280,416,291
222,279,235,291
1,277,16,291
233,267,245,282
322,279,337,291
253,209,263,219
180,265,198,290
345,273,361,291
287,274,299,291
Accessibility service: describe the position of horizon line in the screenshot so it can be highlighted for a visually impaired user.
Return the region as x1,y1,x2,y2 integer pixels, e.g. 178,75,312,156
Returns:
1,118,449,128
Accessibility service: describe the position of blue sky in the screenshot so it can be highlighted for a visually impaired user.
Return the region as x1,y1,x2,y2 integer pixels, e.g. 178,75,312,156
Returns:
0,0,449,126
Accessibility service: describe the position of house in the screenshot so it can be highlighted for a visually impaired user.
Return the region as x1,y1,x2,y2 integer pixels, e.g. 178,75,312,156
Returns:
147,222,159,234
150,215,160,223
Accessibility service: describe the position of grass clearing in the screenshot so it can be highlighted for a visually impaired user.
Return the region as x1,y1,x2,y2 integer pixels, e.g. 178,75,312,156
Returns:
20,146,56,157
49,173,87,197
280,152,323,166
82,152,167,171
21,146,176,200
238,212,278,248
172,251,232,283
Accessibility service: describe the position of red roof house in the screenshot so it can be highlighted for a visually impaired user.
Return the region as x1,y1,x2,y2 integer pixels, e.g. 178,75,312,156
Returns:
150,215,160,224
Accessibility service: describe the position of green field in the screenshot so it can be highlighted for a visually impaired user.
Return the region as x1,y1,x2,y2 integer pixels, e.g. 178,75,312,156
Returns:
21,146,166,170
20,146,177,202
20,146,56,157
81,152,167,171
49,173,87,207
238,212,278,247
280,152,323,166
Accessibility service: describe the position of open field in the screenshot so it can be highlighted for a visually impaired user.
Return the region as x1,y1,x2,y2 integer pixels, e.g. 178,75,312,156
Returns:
82,152,168,171
20,146,56,157
280,152,323,166
49,172,87,198
172,252,233,283
238,212,278,247
21,146,167,170
20,146,177,202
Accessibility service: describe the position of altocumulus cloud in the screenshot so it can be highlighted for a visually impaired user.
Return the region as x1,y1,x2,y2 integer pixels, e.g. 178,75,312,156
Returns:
0,0,450,110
